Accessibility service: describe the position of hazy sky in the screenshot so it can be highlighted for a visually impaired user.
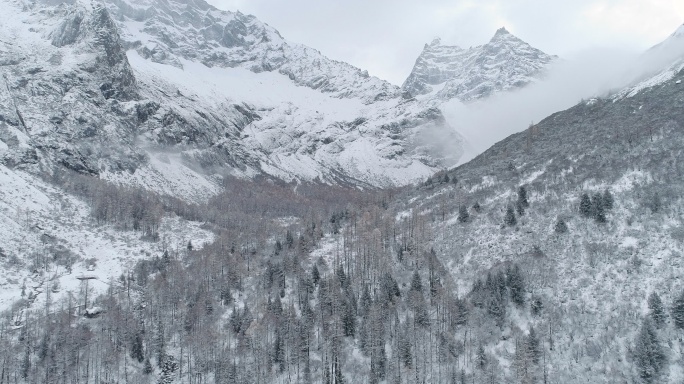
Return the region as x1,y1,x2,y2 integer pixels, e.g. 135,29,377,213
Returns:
207,0,684,85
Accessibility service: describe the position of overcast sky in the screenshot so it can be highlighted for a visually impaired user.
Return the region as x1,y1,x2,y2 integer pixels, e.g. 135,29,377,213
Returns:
207,0,684,85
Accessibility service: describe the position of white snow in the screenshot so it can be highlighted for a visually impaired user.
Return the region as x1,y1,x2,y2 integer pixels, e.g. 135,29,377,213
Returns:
614,61,684,99
0,164,213,311
101,151,221,203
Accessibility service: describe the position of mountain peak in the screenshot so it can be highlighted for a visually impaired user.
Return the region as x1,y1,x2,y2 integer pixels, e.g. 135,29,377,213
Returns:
494,26,510,36
429,37,442,46
490,26,521,43
402,25,555,101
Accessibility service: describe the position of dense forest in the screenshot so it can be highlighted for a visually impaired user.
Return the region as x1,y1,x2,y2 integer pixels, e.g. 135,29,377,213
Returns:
3,161,682,384
0,168,558,384
3,65,684,383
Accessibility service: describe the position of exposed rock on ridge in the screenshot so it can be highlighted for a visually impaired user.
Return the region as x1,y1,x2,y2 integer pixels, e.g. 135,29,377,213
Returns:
402,27,556,102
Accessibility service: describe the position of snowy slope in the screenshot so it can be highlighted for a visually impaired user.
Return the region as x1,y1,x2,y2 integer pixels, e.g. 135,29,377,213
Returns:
107,0,399,103
0,164,214,311
0,0,466,198
393,56,684,383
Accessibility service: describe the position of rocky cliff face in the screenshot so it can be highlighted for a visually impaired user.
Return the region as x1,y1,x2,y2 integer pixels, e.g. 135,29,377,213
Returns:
402,27,556,102
0,0,466,200
0,1,141,177
106,0,399,103
1,0,564,201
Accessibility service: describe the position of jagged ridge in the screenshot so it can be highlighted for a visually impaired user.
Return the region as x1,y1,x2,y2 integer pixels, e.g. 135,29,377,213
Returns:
403,27,556,102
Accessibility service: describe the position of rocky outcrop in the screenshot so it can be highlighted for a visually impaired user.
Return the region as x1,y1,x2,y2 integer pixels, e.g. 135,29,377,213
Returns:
402,27,556,102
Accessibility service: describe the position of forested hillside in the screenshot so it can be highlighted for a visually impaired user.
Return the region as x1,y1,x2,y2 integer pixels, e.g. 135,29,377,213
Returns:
1,59,684,384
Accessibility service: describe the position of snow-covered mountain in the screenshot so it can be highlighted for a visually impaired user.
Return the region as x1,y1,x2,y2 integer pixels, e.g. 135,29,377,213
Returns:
107,0,400,103
403,27,556,102
0,0,471,200
4,2,684,382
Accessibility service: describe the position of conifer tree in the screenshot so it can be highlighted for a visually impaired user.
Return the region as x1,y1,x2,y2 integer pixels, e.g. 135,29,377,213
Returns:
592,192,606,223
415,299,430,328
286,230,294,248
342,300,356,337
554,217,568,234
336,264,347,287
635,318,666,383
507,264,525,307
516,200,526,216
486,291,506,327
410,270,423,293
603,189,614,210
579,193,592,217
454,298,469,326
517,186,529,208
648,292,666,328
131,331,144,363
334,355,344,384
399,323,412,368
472,201,481,213
653,192,662,213
504,206,517,226
273,329,285,373
143,357,153,374
360,285,372,318
531,296,543,316
527,326,541,364
458,205,469,223
312,264,320,286
671,291,684,329
477,344,487,370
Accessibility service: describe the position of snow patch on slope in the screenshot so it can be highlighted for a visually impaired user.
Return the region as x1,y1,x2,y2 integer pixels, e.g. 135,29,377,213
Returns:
101,152,221,202
0,164,213,311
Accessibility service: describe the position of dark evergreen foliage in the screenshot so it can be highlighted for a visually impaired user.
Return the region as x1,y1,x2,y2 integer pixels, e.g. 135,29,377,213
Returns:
516,200,525,216
399,325,412,368
504,206,517,226
458,205,469,223
527,326,540,364
649,192,662,213
517,186,529,208
603,189,614,210
342,299,356,337
273,329,285,373
592,192,606,223
414,299,430,328
454,298,469,326
531,296,543,316
507,264,525,308
579,193,592,217
671,291,684,329
648,292,666,328
130,331,144,363
380,273,401,304
634,318,666,383
311,264,320,286
286,229,294,248
360,285,372,318
410,270,423,293
554,217,568,234
476,344,487,370
143,357,153,374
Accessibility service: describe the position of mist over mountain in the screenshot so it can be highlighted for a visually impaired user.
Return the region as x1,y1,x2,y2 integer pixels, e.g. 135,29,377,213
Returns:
403,27,557,102
1,0,684,383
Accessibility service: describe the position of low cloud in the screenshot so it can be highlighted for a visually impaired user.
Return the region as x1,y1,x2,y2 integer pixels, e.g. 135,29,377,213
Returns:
442,37,684,163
